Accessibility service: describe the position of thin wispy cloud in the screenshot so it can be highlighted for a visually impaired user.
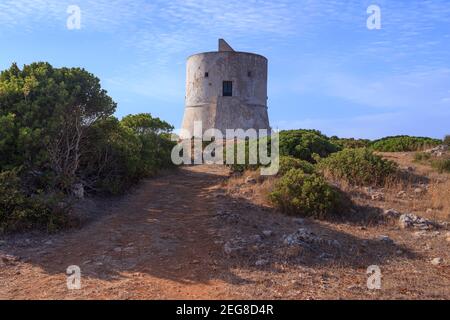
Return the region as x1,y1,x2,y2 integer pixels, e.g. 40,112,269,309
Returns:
1,0,449,138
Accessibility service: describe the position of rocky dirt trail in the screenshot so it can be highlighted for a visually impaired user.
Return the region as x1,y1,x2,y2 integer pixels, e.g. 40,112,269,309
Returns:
1,164,449,299
0,165,240,299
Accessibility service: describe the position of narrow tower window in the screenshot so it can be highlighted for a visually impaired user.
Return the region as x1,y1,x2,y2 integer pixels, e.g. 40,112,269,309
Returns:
205,72,209,77
223,81,232,96
248,71,252,77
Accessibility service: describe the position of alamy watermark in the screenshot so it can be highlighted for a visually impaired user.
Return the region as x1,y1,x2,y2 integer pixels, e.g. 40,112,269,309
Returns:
67,5,81,30
66,265,81,290
367,5,381,30
367,265,381,290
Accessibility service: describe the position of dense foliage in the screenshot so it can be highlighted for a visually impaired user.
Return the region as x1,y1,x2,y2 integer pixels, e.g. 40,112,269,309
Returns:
444,135,450,146
370,135,441,152
0,63,174,231
279,129,341,162
330,136,371,149
278,156,315,176
269,169,350,218
318,148,397,186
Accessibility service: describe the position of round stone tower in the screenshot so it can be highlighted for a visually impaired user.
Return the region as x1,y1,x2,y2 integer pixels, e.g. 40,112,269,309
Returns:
181,39,270,138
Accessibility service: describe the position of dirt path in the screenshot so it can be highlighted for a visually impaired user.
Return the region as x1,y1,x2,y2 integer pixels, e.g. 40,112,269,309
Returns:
1,164,449,300
0,165,239,299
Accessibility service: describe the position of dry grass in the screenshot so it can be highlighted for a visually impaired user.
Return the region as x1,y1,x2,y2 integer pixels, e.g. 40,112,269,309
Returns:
227,151,450,223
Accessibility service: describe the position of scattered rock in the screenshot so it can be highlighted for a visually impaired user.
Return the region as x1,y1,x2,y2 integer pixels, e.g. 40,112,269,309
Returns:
1,254,18,265
371,193,384,201
414,188,423,195
216,210,241,223
283,228,320,246
292,218,305,224
425,145,448,157
378,235,393,244
383,208,401,219
249,235,262,243
431,257,443,266
318,253,333,260
255,259,269,266
282,228,339,250
262,230,273,237
113,247,122,253
413,231,428,238
397,190,407,198
426,208,433,214
399,213,434,230
245,176,257,184
223,238,245,256
72,183,85,199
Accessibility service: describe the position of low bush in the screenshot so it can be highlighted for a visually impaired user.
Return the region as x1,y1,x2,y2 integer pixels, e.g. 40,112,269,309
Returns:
269,169,350,219
444,135,450,146
371,135,441,152
0,169,68,233
318,148,397,186
278,156,315,176
414,152,431,162
330,136,371,149
431,158,450,173
279,129,341,162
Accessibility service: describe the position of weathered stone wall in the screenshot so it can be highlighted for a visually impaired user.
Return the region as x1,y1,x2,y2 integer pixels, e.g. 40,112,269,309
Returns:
181,49,270,138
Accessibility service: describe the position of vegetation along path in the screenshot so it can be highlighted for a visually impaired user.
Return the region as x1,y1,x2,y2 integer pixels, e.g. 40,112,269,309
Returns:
1,163,449,299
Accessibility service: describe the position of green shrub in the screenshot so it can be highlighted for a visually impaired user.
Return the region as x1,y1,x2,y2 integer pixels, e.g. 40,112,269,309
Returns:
279,129,341,162
444,135,450,146
431,159,450,173
227,136,274,173
371,135,441,152
318,148,397,186
0,63,175,231
269,169,350,219
278,156,315,175
330,136,371,149
0,169,67,233
414,152,431,162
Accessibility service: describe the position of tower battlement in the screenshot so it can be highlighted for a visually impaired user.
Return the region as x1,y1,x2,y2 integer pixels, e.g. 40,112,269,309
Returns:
181,39,270,138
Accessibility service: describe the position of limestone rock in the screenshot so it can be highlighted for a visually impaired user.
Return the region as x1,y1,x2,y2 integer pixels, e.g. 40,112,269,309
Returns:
255,259,269,266
383,208,400,219
245,176,257,184
72,183,84,199
378,235,393,244
399,213,434,230
371,193,384,201
262,230,273,237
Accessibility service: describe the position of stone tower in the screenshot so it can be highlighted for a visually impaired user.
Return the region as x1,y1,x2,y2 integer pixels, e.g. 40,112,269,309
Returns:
181,39,270,138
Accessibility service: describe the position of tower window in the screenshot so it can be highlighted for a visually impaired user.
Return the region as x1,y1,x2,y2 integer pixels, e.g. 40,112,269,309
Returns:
248,71,252,77
205,72,209,77
223,81,233,96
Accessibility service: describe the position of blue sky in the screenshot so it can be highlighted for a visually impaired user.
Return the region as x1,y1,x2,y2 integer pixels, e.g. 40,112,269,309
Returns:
0,0,449,139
